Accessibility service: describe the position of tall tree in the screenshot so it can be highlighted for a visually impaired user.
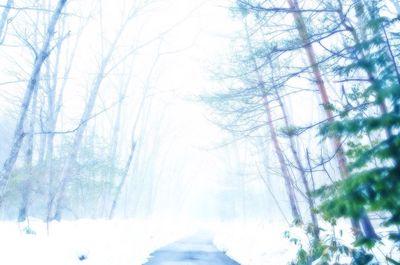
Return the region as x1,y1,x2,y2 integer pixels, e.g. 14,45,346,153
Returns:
285,0,378,239
317,0,400,248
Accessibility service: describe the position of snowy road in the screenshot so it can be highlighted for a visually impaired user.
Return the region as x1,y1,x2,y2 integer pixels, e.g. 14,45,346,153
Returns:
143,232,240,265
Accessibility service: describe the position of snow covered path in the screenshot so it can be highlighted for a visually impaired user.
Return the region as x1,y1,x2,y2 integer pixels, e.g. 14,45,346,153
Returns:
144,232,241,265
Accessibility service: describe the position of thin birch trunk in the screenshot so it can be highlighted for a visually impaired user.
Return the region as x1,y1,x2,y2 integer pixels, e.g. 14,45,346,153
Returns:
18,88,38,222
263,95,303,223
108,95,147,219
100,59,133,217
108,141,137,219
44,14,84,226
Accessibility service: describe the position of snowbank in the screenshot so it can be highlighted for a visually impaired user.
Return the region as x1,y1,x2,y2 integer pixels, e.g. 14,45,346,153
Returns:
213,220,298,265
0,218,196,265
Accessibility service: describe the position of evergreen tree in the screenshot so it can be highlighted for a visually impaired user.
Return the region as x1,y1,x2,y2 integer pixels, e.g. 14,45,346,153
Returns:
317,0,400,248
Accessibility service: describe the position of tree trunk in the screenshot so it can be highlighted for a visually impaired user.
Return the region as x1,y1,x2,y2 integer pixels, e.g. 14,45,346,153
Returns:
18,88,38,222
18,0,42,222
100,89,124,217
44,59,58,226
263,95,303,223
287,0,347,176
108,141,136,219
108,92,147,219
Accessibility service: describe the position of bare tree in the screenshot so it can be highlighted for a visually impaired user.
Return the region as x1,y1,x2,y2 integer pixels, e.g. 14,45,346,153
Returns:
49,2,146,220
0,0,67,205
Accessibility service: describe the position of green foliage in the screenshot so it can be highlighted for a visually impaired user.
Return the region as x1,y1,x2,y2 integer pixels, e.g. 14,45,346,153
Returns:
317,164,400,226
22,226,36,235
280,125,305,137
321,115,400,138
316,0,400,255
3,134,124,219
351,249,376,265
286,224,379,265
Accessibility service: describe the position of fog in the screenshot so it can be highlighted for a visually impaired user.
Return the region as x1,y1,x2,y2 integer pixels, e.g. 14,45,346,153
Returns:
0,0,290,223
2,0,399,264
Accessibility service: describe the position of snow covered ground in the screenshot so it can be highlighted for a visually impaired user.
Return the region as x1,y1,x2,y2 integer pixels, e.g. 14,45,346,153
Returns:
0,218,197,265
1,218,395,265
213,220,298,265
0,218,297,265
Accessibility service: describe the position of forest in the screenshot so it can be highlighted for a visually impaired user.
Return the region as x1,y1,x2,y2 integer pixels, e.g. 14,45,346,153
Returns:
0,0,399,264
